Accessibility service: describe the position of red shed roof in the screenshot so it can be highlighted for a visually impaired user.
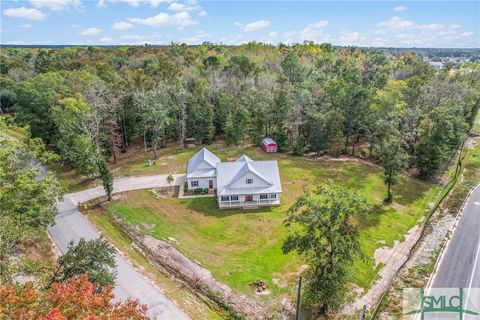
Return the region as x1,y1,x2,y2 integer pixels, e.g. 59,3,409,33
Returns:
262,138,276,145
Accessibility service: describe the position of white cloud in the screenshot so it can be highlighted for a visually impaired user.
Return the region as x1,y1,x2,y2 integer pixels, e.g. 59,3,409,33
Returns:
128,11,197,29
372,17,477,47
168,2,186,11
236,20,271,32
377,16,414,31
29,0,82,11
264,31,279,44
3,7,46,20
104,0,142,6
116,0,143,6
147,0,169,6
180,30,209,44
268,31,278,37
338,30,367,46
4,40,30,45
20,23,32,28
394,5,406,12
282,20,330,43
121,34,148,39
78,27,102,35
220,34,245,45
120,33,165,44
98,0,168,7
100,37,115,43
112,21,134,30
167,1,206,15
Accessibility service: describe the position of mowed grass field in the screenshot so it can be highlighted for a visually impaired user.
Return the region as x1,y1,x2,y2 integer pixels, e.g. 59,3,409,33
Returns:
97,143,435,304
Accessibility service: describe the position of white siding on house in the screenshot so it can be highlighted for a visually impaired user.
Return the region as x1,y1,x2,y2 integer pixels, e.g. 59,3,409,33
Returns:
227,171,271,189
187,177,216,190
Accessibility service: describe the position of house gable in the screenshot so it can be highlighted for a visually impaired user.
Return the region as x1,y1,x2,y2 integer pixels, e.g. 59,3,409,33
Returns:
186,147,221,179
226,163,272,189
235,155,253,163
227,170,272,189
194,160,215,170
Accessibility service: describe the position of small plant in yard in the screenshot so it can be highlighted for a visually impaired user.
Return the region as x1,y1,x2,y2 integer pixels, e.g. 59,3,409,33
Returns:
166,174,174,185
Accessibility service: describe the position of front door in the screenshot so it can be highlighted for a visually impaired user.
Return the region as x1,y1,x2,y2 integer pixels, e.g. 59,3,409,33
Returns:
209,180,213,188
245,195,253,202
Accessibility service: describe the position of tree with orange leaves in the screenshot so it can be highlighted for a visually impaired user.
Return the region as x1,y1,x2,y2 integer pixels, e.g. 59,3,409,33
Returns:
0,274,148,320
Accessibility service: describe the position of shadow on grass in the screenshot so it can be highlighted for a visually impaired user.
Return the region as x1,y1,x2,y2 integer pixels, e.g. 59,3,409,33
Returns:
392,175,431,206
184,197,275,218
355,204,383,230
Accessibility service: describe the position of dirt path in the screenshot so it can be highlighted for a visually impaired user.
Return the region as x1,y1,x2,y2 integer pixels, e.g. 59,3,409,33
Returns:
343,224,424,315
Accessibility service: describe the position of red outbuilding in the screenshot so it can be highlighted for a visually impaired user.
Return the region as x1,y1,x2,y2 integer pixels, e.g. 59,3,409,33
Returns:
261,138,278,153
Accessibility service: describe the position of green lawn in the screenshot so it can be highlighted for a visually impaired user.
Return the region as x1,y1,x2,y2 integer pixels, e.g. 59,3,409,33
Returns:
473,110,480,133
88,209,223,320
100,143,434,308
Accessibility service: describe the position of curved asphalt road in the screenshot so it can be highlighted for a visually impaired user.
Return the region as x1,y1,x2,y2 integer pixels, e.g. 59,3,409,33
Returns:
432,184,480,290
47,173,189,320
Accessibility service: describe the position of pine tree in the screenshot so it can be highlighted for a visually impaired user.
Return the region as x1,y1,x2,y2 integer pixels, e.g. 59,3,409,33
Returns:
97,160,113,201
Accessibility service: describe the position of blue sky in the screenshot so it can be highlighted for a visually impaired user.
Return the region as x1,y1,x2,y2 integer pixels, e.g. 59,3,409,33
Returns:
1,0,479,47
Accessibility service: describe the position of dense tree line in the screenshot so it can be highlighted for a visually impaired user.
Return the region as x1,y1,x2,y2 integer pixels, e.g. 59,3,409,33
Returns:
0,120,63,283
0,120,141,317
1,43,479,192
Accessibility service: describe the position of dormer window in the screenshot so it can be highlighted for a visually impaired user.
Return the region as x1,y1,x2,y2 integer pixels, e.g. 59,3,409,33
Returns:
246,178,253,184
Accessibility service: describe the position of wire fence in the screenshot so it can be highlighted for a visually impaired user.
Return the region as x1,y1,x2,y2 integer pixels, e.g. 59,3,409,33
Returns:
369,139,468,320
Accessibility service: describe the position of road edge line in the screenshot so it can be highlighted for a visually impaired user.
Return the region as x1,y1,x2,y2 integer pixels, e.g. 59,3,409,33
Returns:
425,183,480,290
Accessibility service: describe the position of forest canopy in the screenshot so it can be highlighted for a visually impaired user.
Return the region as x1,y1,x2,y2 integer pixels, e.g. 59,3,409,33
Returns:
1,43,479,181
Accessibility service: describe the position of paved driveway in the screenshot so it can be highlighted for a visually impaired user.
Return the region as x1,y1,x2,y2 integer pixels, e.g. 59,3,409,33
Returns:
48,174,189,320
68,174,185,204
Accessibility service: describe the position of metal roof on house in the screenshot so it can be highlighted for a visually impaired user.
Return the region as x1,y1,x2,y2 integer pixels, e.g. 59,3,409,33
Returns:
235,155,254,163
216,160,282,196
227,162,271,187
261,138,276,145
186,168,217,178
186,147,221,178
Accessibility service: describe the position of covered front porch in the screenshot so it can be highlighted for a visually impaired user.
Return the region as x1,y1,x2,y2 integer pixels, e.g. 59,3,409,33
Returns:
217,193,281,209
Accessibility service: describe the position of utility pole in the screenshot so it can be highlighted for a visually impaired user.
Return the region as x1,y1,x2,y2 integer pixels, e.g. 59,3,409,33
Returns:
295,276,302,320
358,305,366,320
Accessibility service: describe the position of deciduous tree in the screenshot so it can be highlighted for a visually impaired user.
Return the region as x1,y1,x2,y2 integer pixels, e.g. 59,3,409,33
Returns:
51,238,116,288
283,181,371,315
0,274,148,319
0,125,63,284
378,138,408,203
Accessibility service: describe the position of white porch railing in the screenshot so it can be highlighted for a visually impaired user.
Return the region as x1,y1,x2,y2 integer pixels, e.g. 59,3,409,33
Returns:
219,198,280,207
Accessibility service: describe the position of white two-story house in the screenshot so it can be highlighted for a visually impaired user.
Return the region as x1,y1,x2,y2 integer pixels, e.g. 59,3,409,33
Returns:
186,148,282,209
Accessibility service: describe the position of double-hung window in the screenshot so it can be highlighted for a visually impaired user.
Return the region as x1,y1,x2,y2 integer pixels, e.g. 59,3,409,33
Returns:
260,194,268,200
246,178,253,184
221,196,229,202
191,181,199,187
269,194,277,199
231,195,239,201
